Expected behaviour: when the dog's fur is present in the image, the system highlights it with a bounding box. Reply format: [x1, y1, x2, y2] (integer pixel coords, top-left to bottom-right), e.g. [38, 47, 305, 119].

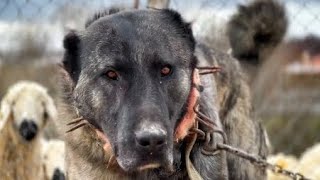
[0, 81, 57, 180]
[57, 1, 285, 179]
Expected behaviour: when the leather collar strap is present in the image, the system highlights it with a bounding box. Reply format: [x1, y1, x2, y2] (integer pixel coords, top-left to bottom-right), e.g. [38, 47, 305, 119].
[174, 69, 203, 180]
[174, 69, 201, 142]
[185, 120, 203, 180]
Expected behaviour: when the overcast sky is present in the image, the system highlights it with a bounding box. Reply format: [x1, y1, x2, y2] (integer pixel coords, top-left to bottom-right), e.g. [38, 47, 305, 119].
[0, 0, 319, 37]
[171, 0, 320, 38]
[0, 0, 319, 53]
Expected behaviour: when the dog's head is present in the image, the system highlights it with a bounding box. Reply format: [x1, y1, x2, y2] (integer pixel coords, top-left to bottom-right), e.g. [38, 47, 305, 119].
[62, 9, 197, 172]
[0, 81, 57, 142]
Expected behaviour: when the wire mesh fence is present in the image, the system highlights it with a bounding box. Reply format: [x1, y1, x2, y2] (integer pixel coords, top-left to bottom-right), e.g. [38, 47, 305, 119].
[0, 0, 319, 156]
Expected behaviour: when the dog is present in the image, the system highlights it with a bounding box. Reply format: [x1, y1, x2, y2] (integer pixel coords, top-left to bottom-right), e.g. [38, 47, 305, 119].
[0, 81, 57, 180]
[58, 1, 286, 179]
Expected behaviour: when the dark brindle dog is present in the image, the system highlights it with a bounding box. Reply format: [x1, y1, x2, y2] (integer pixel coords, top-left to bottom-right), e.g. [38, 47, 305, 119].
[58, 1, 286, 179]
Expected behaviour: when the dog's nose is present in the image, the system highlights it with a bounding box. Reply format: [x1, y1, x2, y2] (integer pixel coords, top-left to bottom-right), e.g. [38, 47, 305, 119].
[19, 119, 38, 141]
[135, 126, 167, 151]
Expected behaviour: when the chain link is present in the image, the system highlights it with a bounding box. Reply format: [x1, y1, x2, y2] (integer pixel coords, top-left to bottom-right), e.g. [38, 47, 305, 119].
[216, 143, 311, 180]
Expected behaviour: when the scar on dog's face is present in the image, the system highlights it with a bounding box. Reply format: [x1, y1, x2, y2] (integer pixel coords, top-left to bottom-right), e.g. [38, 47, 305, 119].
[63, 9, 196, 172]
[1, 82, 57, 142]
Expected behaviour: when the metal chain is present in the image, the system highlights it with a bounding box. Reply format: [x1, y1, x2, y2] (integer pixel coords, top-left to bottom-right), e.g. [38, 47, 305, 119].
[190, 102, 311, 180]
[191, 119, 312, 180]
[193, 67, 312, 180]
[216, 143, 311, 180]
[191, 122, 312, 180]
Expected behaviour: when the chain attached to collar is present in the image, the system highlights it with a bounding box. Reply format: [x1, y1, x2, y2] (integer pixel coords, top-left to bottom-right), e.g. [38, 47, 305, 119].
[189, 111, 311, 180]
[187, 67, 312, 180]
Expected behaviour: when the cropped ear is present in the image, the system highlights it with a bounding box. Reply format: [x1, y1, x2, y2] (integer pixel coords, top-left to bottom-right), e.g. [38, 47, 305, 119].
[0, 95, 13, 131]
[62, 30, 81, 82]
[41, 91, 57, 125]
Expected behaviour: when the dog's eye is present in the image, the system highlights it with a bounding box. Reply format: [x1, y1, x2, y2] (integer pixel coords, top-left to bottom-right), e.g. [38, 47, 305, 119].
[160, 65, 172, 77]
[106, 70, 119, 80]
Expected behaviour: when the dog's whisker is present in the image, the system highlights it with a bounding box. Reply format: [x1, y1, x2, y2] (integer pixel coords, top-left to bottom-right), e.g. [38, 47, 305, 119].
[66, 123, 88, 133]
[67, 116, 85, 126]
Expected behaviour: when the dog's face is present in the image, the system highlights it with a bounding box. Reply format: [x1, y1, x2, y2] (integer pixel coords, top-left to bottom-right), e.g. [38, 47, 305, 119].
[1, 82, 57, 142]
[63, 9, 196, 172]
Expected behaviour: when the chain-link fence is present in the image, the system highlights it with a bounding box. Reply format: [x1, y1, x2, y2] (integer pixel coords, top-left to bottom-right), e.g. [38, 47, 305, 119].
[0, 0, 319, 59]
[0, 0, 319, 156]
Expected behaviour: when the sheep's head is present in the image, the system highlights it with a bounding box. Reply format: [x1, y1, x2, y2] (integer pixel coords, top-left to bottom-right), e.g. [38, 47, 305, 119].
[0, 81, 57, 142]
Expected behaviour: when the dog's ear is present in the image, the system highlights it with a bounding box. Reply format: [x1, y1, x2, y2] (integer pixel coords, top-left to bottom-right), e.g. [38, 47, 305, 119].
[41, 91, 57, 125]
[62, 30, 81, 83]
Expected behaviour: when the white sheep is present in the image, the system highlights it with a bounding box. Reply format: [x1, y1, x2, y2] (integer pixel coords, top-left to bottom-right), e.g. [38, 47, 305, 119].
[42, 139, 65, 180]
[267, 143, 320, 180]
[296, 144, 320, 180]
[267, 153, 298, 180]
[0, 81, 57, 180]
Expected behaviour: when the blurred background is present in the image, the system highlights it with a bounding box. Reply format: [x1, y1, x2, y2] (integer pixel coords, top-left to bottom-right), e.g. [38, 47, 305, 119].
[0, 0, 319, 156]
